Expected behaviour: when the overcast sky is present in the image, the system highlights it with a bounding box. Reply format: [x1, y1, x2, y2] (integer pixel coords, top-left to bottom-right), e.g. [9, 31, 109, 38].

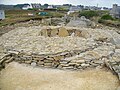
[0, 0, 120, 7]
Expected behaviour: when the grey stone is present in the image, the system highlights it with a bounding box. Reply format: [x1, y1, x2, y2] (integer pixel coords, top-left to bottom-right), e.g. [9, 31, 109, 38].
[76, 60, 85, 64]
[44, 63, 52, 66]
[44, 59, 53, 63]
[60, 61, 68, 64]
[5, 57, 14, 63]
[66, 16, 94, 28]
[110, 37, 120, 49]
[38, 61, 44, 65]
[68, 62, 77, 66]
[57, 65, 63, 69]
[60, 64, 69, 67]
[62, 66, 74, 69]
[31, 62, 37, 67]
[94, 60, 104, 64]
[81, 63, 90, 67]
[8, 51, 19, 54]
[118, 73, 120, 80]
[25, 60, 31, 64]
[90, 62, 99, 67]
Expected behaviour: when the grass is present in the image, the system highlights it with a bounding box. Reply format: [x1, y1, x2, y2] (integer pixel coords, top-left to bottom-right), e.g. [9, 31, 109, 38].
[0, 10, 65, 27]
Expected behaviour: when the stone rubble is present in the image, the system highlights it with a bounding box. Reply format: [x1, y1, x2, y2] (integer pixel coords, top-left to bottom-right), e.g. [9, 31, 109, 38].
[66, 16, 95, 28]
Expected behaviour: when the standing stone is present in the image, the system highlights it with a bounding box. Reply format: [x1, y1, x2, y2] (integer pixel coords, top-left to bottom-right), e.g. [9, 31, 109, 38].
[47, 29, 51, 37]
[40, 29, 48, 37]
[51, 28, 59, 37]
[75, 30, 81, 37]
[81, 30, 90, 38]
[58, 27, 69, 37]
[54, 55, 64, 61]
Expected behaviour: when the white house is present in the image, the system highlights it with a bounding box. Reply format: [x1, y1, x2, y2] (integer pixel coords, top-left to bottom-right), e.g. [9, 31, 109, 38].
[48, 5, 54, 9]
[67, 6, 82, 15]
[0, 10, 5, 20]
[22, 4, 32, 10]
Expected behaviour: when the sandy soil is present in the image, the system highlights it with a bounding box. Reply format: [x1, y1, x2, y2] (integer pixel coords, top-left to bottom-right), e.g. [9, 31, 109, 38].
[0, 62, 119, 90]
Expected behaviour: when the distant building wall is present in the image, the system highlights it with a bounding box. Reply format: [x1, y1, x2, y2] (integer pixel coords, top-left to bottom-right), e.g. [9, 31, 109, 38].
[22, 4, 32, 10]
[69, 6, 82, 12]
[0, 10, 5, 20]
[31, 3, 41, 9]
[110, 4, 120, 18]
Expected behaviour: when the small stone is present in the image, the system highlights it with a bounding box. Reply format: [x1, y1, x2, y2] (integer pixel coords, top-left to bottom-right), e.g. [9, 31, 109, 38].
[57, 65, 63, 69]
[81, 63, 90, 67]
[94, 60, 104, 64]
[65, 53, 72, 57]
[96, 66, 103, 69]
[38, 61, 44, 65]
[60, 64, 69, 67]
[90, 62, 98, 67]
[32, 55, 45, 60]
[25, 60, 31, 64]
[0, 58, 6, 64]
[31, 62, 37, 67]
[68, 62, 77, 66]
[54, 56, 63, 61]
[62, 66, 74, 69]
[8, 51, 19, 54]
[76, 60, 85, 64]
[60, 60, 68, 64]
[118, 73, 120, 80]
[75, 30, 81, 37]
[44, 59, 53, 63]
[77, 66, 83, 69]
[44, 63, 52, 66]
[5, 57, 14, 63]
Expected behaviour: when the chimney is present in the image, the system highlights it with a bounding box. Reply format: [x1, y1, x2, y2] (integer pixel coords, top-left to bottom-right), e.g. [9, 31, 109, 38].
[113, 4, 117, 9]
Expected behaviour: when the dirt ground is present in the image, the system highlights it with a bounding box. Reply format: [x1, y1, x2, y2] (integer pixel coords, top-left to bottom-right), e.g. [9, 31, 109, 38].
[0, 62, 119, 90]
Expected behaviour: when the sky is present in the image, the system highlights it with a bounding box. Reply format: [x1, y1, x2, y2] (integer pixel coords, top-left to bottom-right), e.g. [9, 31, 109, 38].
[0, 0, 120, 7]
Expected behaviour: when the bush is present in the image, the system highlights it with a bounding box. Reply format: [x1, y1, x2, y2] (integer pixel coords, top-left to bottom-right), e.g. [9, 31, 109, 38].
[79, 10, 98, 19]
[101, 14, 114, 20]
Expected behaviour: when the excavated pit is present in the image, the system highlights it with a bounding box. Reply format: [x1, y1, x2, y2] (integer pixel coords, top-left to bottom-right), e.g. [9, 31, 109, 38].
[0, 26, 120, 90]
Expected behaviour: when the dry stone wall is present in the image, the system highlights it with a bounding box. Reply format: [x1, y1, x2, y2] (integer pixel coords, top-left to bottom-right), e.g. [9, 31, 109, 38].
[0, 26, 120, 80]
[0, 44, 119, 79]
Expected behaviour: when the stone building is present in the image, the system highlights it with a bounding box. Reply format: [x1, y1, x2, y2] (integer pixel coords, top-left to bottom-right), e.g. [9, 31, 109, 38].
[110, 4, 120, 18]
[22, 4, 32, 10]
[31, 3, 41, 9]
[0, 10, 5, 20]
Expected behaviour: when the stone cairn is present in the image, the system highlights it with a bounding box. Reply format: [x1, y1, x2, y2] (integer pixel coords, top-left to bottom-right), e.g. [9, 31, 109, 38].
[0, 27, 120, 81]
